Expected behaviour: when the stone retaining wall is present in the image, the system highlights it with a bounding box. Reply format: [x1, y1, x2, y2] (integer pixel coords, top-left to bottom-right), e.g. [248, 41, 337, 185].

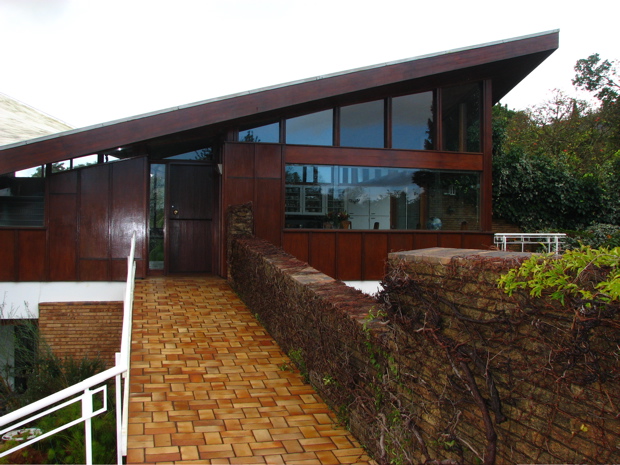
[228, 229, 620, 464]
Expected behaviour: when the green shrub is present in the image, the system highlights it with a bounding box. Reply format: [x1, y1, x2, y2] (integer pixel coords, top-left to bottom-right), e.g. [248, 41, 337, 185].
[498, 245, 620, 304]
[562, 223, 620, 250]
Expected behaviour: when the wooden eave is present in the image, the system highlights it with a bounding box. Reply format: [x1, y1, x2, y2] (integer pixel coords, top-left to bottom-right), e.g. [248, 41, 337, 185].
[0, 30, 558, 175]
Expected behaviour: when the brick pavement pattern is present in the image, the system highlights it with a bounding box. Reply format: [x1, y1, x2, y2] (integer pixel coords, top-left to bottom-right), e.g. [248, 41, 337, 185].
[127, 276, 374, 465]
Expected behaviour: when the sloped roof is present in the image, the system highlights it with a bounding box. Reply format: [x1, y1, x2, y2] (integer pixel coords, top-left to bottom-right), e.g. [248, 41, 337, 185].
[0, 93, 72, 147]
[0, 30, 559, 175]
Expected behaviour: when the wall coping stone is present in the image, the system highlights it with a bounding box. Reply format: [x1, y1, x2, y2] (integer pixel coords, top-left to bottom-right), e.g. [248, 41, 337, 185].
[389, 247, 532, 265]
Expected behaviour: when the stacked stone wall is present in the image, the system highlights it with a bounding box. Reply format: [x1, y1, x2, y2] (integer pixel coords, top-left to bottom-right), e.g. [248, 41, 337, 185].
[228, 230, 620, 464]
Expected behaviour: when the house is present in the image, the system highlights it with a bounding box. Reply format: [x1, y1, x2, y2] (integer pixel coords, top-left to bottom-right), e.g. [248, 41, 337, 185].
[0, 31, 559, 289]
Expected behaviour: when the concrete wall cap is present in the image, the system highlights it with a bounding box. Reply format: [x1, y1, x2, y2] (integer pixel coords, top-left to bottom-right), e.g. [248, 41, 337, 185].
[389, 247, 532, 265]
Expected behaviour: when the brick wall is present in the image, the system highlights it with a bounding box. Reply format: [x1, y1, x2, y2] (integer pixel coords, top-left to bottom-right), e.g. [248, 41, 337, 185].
[38, 301, 123, 368]
[491, 218, 521, 233]
[228, 232, 620, 464]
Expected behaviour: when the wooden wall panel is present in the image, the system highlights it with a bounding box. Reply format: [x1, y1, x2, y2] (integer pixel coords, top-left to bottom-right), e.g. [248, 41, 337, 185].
[110, 158, 147, 260]
[285, 145, 484, 171]
[363, 233, 389, 280]
[226, 143, 254, 177]
[281, 231, 494, 282]
[255, 144, 282, 178]
[414, 233, 439, 249]
[0, 230, 16, 281]
[337, 233, 363, 280]
[48, 194, 78, 281]
[309, 233, 337, 278]
[111, 258, 146, 281]
[79, 165, 110, 259]
[18, 230, 46, 281]
[388, 234, 414, 253]
[48, 170, 77, 194]
[282, 232, 309, 263]
[255, 179, 282, 247]
[79, 259, 109, 281]
[439, 233, 463, 249]
[462, 233, 493, 250]
[225, 178, 254, 208]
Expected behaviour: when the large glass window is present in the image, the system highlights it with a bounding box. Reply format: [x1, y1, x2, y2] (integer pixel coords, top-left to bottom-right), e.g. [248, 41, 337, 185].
[239, 122, 280, 143]
[442, 83, 481, 152]
[286, 110, 333, 146]
[392, 92, 434, 150]
[0, 170, 45, 227]
[340, 100, 384, 148]
[285, 164, 479, 230]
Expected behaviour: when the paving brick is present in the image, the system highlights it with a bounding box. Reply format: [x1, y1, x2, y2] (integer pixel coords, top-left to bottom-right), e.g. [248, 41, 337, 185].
[127, 276, 373, 464]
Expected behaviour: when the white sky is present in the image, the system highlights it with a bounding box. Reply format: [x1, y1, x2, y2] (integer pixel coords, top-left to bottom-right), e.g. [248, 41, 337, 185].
[1, 0, 618, 129]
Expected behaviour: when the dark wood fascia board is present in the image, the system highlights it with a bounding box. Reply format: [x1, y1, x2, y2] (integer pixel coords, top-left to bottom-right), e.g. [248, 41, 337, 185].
[0, 31, 558, 175]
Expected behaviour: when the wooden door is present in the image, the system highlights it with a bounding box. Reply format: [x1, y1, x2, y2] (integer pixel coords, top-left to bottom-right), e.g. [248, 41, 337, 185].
[168, 164, 214, 273]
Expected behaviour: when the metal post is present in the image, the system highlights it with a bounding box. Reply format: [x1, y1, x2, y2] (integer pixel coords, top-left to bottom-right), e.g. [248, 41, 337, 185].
[115, 353, 123, 465]
[82, 389, 93, 465]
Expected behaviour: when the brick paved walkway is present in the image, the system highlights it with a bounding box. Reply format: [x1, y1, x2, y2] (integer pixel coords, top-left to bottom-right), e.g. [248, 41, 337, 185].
[126, 276, 374, 464]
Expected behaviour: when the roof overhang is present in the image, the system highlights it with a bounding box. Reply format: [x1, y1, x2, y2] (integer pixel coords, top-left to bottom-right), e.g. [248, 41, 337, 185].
[0, 30, 558, 175]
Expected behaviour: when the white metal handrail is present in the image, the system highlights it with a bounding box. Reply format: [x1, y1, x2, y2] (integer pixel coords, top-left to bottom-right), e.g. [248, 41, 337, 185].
[494, 232, 566, 253]
[0, 233, 136, 465]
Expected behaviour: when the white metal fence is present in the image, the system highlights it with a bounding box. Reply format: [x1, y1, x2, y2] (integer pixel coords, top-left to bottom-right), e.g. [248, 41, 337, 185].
[494, 232, 566, 253]
[0, 233, 136, 465]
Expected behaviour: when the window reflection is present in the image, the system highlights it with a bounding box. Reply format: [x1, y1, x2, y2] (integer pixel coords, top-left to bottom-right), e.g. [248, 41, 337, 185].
[73, 154, 98, 168]
[0, 172, 45, 227]
[340, 100, 384, 148]
[392, 92, 434, 150]
[285, 164, 479, 230]
[149, 164, 166, 270]
[442, 83, 481, 152]
[166, 147, 215, 161]
[239, 122, 280, 143]
[286, 110, 333, 146]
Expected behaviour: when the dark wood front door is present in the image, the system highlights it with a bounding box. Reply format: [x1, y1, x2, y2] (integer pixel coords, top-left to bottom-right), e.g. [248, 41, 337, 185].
[168, 164, 214, 273]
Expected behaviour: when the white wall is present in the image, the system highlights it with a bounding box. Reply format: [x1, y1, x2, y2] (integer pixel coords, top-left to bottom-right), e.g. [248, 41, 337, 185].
[345, 281, 382, 296]
[0, 282, 126, 319]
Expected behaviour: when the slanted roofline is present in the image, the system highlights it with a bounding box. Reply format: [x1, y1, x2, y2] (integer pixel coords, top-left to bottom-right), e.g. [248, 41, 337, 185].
[0, 30, 559, 175]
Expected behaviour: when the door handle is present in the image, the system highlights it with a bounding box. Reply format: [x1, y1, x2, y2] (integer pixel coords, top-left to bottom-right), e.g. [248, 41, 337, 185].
[172, 206, 179, 216]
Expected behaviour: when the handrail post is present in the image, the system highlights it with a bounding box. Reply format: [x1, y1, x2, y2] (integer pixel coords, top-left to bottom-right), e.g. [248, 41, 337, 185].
[83, 389, 93, 465]
[115, 353, 123, 464]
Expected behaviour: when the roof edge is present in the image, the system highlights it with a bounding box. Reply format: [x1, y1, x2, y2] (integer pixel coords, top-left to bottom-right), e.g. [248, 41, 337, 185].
[0, 30, 559, 154]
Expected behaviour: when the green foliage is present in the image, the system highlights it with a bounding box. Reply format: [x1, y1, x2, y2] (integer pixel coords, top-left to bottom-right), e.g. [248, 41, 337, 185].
[498, 246, 620, 304]
[2, 322, 107, 410]
[492, 145, 604, 230]
[492, 54, 620, 231]
[287, 348, 308, 382]
[562, 223, 620, 250]
[573, 53, 619, 104]
[0, 322, 115, 464]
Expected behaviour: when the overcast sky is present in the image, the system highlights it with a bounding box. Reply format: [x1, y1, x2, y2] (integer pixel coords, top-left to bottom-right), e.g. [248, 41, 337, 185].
[1, 0, 618, 129]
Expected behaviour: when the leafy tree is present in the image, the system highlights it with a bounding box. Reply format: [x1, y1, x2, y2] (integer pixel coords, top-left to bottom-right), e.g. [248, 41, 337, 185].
[492, 54, 620, 231]
[573, 53, 620, 156]
[573, 53, 619, 104]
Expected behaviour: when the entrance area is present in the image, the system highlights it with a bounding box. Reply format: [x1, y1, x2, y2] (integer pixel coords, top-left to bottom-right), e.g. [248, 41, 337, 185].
[149, 162, 216, 274]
